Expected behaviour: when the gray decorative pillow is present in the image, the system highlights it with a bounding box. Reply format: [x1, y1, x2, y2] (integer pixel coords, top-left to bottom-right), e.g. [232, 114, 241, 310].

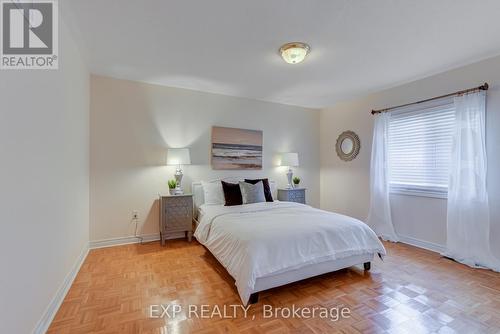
[239, 181, 266, 204]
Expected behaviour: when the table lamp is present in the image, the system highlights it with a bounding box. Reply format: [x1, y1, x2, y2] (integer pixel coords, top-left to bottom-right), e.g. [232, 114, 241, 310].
[280, 152, 299, 189]
[166, 148, 191, 195]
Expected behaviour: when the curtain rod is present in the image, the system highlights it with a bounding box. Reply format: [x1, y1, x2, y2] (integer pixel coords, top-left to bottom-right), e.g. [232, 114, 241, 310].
[371, 83, 489, 115]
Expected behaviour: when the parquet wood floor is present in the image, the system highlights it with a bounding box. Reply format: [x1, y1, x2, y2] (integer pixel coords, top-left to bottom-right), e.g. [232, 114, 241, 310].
[48, 240, 500, 334]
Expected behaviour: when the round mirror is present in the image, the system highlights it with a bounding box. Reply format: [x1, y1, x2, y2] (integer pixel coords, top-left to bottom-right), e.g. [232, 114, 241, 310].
[336, 131, 360, 161]
[341, 138, 354, 154]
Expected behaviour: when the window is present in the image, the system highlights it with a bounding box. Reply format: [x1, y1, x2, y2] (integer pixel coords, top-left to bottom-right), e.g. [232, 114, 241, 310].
[388, 99, 455, 198]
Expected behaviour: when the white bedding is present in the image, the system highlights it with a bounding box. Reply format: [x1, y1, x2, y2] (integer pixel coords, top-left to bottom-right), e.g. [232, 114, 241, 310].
[194, 201, 386, 305]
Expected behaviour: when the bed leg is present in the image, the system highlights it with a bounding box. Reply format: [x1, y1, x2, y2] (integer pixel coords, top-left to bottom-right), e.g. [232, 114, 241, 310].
[363, 262, 371, 271]
[249, 292, 259, 304]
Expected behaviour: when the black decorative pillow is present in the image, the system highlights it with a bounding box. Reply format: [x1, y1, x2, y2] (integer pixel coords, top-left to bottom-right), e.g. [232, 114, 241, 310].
[221, 181, 243, 206]
[244, 178, 273, 202]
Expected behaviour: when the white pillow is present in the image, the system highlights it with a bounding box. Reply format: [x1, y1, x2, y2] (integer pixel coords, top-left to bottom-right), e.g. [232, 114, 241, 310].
[201, 181, 224, 205]
[239, 181, 266, 204]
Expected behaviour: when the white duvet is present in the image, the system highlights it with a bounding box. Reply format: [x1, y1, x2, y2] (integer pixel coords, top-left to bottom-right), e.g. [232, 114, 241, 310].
[194, 201, 386, 305]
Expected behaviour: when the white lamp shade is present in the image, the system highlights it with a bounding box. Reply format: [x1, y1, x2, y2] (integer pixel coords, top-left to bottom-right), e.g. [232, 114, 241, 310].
[166, 148, 191, 165]
[280, 152, 299, 167]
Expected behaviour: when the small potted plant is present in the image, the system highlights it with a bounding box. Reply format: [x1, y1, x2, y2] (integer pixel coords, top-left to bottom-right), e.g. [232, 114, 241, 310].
[292, 176, 301, 188]
[168, 179, 177, 195]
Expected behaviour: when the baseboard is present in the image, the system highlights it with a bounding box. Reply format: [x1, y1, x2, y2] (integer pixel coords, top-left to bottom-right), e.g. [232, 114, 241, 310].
[398, 234, 445, 254]
[33, 244, 89, 334]
[89, 232, 185, 249]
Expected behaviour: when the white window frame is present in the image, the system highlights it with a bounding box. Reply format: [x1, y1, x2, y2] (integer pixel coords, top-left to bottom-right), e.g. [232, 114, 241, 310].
[387, 98, 455, 199]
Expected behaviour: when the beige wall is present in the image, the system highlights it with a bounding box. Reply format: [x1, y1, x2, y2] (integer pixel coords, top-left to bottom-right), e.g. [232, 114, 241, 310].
[320, 55, 500, 256]
[90, 75, 320, 242]
[0, 17, 89, 334]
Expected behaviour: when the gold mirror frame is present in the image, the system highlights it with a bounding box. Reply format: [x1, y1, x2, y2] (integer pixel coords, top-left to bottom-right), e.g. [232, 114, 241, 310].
[335, 131, 360, 161]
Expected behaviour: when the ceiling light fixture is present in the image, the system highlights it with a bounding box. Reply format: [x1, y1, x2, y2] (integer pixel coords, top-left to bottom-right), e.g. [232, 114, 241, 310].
[279, 42, 310, 64]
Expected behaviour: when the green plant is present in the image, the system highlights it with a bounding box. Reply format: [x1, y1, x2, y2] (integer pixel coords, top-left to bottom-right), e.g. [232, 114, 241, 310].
[292, 176, 301, 185]
[168, 179, 177, 189]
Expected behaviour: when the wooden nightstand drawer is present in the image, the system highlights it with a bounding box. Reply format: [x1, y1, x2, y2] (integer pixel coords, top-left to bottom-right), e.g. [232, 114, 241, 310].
[289, 191, 304, 200]
[159, 194, 193, 246]
[277, 188, 306, 204]
[163, 196, 192, 208]
[164, 210, 190, 231]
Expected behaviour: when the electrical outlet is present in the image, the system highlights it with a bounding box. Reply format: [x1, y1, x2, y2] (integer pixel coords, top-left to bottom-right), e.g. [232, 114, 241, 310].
[132, 211, 139, 220]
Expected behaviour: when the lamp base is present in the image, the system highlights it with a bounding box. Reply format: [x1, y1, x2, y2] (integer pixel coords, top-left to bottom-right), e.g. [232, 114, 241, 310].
[286, 168, 294, 189]
[174, 168, 184, 195]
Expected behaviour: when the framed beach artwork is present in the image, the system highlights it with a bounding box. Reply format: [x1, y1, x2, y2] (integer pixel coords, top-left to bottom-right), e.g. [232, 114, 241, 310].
[211, 126, 263, 170]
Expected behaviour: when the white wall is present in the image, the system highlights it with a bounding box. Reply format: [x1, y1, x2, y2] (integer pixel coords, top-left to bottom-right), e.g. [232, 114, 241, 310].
[0, 15, 89, 334]
[320, 55, 500, 256]
[90, 75, 320, 242]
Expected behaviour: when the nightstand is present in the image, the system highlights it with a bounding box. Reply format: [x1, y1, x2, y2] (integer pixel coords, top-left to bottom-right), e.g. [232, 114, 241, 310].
[159, 194, 193, 246]
[277, 188, 306, 204]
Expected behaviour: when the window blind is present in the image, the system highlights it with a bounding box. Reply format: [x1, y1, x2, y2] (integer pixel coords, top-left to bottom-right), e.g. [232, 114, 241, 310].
[388, 100, 455, 197]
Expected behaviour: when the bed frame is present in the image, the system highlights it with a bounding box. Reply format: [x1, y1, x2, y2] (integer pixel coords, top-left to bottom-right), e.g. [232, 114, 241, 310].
[192, 179, 373, 304]
[248, 256, 372, 303]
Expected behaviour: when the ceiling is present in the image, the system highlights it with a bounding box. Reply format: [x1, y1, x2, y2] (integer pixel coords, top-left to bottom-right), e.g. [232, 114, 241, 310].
[66, 0, 500, 108]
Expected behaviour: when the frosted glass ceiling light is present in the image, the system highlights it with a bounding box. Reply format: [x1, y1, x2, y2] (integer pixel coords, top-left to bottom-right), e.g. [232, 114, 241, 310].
[279, 42, 310, 64]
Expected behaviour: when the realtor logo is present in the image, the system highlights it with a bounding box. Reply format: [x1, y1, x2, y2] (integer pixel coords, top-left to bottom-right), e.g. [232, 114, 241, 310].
[1, 0, 58, 69]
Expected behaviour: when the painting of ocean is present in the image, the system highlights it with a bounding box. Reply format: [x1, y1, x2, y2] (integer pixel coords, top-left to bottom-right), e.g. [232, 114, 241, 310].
[211, 126, 263, 170]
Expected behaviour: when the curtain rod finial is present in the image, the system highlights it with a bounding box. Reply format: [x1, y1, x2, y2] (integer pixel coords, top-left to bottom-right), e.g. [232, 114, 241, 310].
[483, 83, 489, 90]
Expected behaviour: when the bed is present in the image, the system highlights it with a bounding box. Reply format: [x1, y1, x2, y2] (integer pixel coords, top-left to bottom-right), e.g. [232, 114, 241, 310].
[192, 179, 386, 305]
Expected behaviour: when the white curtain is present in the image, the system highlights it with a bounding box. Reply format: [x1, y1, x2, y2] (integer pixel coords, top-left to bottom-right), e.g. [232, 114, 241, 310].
[367, 113, 398, 242]
[444, 91, 500, 271]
